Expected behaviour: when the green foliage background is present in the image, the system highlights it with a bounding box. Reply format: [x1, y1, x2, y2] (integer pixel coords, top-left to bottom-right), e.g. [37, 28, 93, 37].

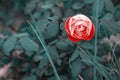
[0, 0, 120, 80]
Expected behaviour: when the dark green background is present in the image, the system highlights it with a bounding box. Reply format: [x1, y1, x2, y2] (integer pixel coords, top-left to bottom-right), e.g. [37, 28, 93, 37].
[0, 0, 120, 80]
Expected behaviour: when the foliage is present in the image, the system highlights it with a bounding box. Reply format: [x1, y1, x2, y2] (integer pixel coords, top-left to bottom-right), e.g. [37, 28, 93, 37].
[0, 0, 120, 80]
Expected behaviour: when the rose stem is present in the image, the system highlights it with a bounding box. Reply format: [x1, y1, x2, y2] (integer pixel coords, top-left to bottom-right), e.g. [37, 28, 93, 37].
[94, 0, 99, 80]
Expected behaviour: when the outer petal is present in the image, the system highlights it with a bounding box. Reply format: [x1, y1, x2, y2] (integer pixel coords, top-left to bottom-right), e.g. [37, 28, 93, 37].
[84, 23, 95, 40]
[67, 34, 81, 42]
[74, 14, 91, 22]
[64, 17, 71, 34]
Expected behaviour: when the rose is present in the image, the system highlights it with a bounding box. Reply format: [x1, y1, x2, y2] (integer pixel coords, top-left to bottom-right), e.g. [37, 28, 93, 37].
[64, 14, 95, 42]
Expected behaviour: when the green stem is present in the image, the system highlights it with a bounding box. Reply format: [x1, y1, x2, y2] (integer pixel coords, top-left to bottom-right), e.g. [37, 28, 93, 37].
[94, 0, 99, 80]
[27, 20, 61, 80]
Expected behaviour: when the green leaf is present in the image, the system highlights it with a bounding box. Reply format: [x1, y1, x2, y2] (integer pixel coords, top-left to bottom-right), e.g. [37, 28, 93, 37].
[14, 33, 29, 38]
[41, 3, 53, 9]
[81, 67, 94, 80]
[48, 45, 59, 60]
[37, 19, 49, 33]
[69, 49, 79, 62]
[2, 36, 17, 55]
[25, 51, 34, 56]
[81, 42, 94, 50]
[60, 23, 64, 30]
[93, 0, 104, 15]
[22, 75, 37, 80]
[23, 64, 34, 72]
[48, 75, 69, 80]
[102, 13, 113, 21]
[104, 0, 115, 13]
[114, 5, 120, 20]
[79, 49, 92, 66]
[33, 55, 42, 62]
[72, 2, 85, 9]
[48, 76, 56, 80]
[25, 1, 36, 13]
[43, 21, 59, 39]
[48, 16, 59, 21]
[100, 23, 112, 38]
[19, 37, 39, 51]
[39, 54, 48, 69]
[71, 58, 82, 77]
[84, 0, 94, 4]
[1, 57, 10, 64]
[0, 38, 3, 48]
[56, 38, 74, 51]
[56, 59, 62, 66]
[51, 7, 62, 18]
[14, 41, 23, 50]
[109, 21, 120, 34]
[33, 12, 40, 19]
[55, 40, 68, 51]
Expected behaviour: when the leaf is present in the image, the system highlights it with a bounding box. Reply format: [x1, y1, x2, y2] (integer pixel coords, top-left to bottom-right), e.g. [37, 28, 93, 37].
[104, 0, 115, 13]
[69, 49, 79, 62]
[71, 58, 82, 77]
[2, 36, 17, 55]
[39, 54, 48, 69]
[72, 2, 85, 9]
[19, 37, 39, 51]
[100, 23, 112, 38]
[51, 7, 62, 18]
[25, 51, 34, 56]
[109, 21, 120, 34]
[81, 67, 94, 80]
[25, 1, 36, 13]
[84, 0, 94, 4]
[23, 64, 34, 72]
[102, 20, 120, 36]
[102, 13, 113, 21]
[14, 33, 29, 38]
[0, 38, 3, 48]
[48, 16, 59, 21]
[81, 42, 94, 50]
[55, 40, 68, 51]
[114, 5, 120, 20]
[33, 12, 40, 19]
[93, 0, 104, 16]
[48, 76, 56, 80]
[14, 41, 23, 50]
[48, 45, 59, 60]
[43, 21, 59, 39]
[22, 75, 37, 80]
[41, 3, 53, 9]
[33, 55, 42, 62]
[55, 38, 74, 51]
[37, 19, 49, 33]
[56, 59, 62, 66]
[79, 49, 92, 66]
[60, 23, 64, 30]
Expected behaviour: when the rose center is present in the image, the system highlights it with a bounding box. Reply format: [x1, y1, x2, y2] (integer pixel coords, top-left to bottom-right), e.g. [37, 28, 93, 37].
[77, 25, 85, 31]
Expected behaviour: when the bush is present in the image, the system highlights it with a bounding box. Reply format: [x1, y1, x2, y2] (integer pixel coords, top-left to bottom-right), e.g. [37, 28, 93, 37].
[0, 0, 120, 80]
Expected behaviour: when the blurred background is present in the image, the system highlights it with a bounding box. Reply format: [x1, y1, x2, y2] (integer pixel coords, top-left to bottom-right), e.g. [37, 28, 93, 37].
[0, 0, 120, 80]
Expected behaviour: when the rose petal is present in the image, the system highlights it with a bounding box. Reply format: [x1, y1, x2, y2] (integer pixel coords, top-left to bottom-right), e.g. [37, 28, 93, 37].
[69, 18, 76, 36]
[73, 30, 82, 39]
[65, 17, 71, 34]
[86, 21, 92, 35]
[67, 34, 81, 42]
[74, 21, 86, 27]
[75, 14, 91, 22]
[84, 23, 95, 40]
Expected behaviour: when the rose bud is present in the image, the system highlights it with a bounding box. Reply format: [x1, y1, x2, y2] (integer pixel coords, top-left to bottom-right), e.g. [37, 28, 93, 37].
[64, 14, 95, 42]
